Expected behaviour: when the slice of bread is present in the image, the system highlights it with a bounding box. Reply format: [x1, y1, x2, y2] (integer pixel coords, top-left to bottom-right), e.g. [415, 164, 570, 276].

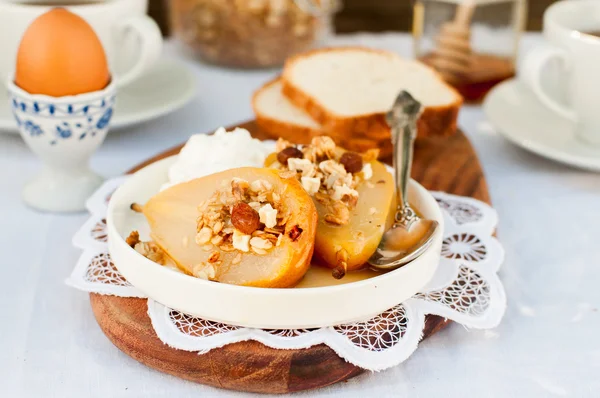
[252, 78, 324, 145]
[281, 47, 463, 138]
[252, 78, 394, 157]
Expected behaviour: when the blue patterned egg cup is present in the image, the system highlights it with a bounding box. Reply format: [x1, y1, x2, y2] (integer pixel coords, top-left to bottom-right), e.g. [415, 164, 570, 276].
[7, 79, 117, 212]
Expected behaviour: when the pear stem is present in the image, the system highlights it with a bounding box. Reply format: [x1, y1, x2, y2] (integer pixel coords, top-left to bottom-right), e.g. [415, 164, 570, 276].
[130, 203, 143, 213]
[332, 249, 349, 279]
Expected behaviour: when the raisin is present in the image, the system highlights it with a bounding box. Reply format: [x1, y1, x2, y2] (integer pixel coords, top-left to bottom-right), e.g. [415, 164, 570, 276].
[339, 152, 363, 174]
[231, 202, 260, 235]
[277, 146, 303, 165]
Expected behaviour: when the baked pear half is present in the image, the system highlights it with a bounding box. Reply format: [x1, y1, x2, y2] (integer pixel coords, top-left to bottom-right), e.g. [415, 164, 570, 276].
[266, 137, 394, 277]
[131, 167, 317, 288]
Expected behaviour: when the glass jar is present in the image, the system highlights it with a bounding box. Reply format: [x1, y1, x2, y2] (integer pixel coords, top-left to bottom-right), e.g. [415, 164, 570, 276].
[168, 0, 340, 68]
[413, 0, 527, 102]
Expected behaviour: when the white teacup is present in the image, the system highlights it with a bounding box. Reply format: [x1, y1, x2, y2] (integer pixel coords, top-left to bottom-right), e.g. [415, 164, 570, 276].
[0, 0, 162, 88]
[520, 0, 600, 146]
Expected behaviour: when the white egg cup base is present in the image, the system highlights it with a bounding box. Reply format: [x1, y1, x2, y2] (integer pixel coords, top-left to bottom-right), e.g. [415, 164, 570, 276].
[7, 78, 117, 213]
[23, 166, 103, 212]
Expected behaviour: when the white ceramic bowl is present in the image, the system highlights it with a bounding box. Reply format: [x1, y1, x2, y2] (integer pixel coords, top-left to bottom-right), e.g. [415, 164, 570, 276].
[107, 156, 444, 329]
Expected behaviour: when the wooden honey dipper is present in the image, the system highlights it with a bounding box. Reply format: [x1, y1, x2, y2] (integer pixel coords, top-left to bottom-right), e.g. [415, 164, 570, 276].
[430, 0, 476, 83]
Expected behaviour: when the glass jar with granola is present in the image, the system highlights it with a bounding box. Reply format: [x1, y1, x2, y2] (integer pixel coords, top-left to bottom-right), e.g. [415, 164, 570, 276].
[168, 0, 340, 68]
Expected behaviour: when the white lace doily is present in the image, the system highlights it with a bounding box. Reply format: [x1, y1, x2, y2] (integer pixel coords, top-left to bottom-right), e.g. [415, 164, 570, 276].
[67, 177, 506, 371]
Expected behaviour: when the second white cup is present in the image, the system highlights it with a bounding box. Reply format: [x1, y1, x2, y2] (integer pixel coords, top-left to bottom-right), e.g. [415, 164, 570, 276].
[520, 0, 600, 146]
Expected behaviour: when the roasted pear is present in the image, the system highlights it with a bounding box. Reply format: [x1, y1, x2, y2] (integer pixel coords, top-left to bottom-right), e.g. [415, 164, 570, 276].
[266, 137, 394, 277]
[132, 167, 317, 288]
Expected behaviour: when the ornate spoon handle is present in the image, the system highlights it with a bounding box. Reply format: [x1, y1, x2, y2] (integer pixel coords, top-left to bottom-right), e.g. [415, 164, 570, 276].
[386, 91, 423, 229]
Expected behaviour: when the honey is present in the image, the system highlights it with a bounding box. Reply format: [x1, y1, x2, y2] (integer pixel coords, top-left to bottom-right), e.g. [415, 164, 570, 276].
[419, 52, 515, 102]
[413, 0, 526, 103]
[295, 264, 385, 288]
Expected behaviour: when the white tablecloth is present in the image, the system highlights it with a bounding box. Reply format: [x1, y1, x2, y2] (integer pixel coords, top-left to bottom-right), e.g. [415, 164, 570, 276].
[2, 33, 599, 397]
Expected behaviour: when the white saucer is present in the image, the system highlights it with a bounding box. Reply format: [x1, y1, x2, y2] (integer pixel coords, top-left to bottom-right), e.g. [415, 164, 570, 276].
[0, 59, 196, 133]
[106, 156, 444, 329]
[484, 78, 600, 171]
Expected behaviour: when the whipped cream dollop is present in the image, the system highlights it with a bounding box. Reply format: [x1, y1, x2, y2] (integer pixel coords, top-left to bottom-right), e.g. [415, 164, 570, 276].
[162, 127, 272, 190]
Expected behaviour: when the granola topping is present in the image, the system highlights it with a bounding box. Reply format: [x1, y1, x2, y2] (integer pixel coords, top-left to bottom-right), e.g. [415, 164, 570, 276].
[195, 177, 288, 256]
[272, 136, 376, 225]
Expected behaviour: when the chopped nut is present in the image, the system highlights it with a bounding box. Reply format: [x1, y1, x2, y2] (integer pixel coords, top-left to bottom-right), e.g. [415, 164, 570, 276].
[232, 229, 251, 252]
[301, 176, 320, 195]
[263, 233, 279, 244]
[258, 203, 278, 228]
[361, 163, 373, 180]
[231, 202, 260, 234]
[250, 179, 272, 193]
[310, 136, 336, 159]
[210, 235, 224, 246]
[220, 243, 236, 252]
[339, 152, 363, 174]
[324, 202, 350, 225]
[250, 236, 273, 250]
[332, 184, 358, 201]
[264, 226, 284, 234]
[134, 241, 166, 265]
[277, 146, 303, 165]
[126, 230, 140, 248]
[212, 220, 224, 234]
[208, 251, 221, 263]
[288, 157, 315, 176]
[195, 227, 213, 245]
[247, 201, 261, 211]
[319, 159, 346, 178]
[288, 225, 303, 241]
[231, 178, 250, 200]
[192, 263, 216, 280]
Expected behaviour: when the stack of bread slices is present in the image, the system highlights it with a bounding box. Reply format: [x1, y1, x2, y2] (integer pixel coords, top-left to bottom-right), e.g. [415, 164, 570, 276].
[252, 47, 463, 158]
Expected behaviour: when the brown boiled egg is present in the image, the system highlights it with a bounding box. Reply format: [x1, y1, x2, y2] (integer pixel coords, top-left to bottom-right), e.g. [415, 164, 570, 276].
[15, 8, 110, 97]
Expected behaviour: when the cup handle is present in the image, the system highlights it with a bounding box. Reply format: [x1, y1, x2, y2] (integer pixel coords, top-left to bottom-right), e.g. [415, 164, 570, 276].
[113, 15, 162, 88]
[520, 45, 577, 121]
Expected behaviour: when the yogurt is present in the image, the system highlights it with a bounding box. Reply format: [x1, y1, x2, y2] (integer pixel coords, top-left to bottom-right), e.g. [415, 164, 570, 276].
[162, 127, 273, 190]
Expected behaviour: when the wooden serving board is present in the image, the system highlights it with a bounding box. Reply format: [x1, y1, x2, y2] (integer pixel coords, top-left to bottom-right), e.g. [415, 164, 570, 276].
[90, 121, 490, 394]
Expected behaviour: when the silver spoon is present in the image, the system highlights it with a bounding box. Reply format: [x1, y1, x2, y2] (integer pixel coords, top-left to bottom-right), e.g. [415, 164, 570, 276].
[368, 91, 439, 271]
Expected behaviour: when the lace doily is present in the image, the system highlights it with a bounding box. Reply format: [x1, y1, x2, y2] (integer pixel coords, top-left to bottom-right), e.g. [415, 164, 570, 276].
[67, 177, 506, 371]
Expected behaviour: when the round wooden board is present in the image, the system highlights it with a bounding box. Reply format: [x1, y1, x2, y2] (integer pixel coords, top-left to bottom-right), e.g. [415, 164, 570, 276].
[91, 121, 491, 394]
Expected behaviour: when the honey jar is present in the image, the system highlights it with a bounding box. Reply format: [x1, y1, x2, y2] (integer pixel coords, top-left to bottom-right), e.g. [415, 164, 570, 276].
[413, 0, 527, 102]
